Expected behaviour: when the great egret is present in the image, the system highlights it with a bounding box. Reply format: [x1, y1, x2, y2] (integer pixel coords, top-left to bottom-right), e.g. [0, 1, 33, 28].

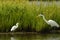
[37, 14, 59, 28]
[11, 23, 19, 31]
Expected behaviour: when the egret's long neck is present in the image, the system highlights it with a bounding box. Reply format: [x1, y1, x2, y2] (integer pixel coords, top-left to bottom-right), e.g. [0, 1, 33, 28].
[42, 16, 48, 24]
[16, 24, 18, 27]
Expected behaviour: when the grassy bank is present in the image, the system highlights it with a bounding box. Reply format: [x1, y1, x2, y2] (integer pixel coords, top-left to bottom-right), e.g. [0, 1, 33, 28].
[0, 1, 60, 32]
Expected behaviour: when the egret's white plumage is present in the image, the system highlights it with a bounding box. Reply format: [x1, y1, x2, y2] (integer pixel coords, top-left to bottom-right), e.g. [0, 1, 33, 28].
[37, 14, 59, 27]
[48, 20, 59, 27]
[11, 23, 19, 31]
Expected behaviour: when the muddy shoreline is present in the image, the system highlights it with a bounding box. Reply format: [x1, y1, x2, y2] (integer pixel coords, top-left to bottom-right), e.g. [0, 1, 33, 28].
[0, 31, 60, 35]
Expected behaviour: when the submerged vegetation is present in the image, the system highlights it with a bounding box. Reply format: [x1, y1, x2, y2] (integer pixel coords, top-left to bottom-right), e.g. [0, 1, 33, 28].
[0, 0, 60, 32]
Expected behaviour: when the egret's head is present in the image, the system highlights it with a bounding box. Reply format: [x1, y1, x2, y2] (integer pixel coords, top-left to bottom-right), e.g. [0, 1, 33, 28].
[16, 23, 19, 25]
[37, 14, 43, 17]
[39, 14, 44, 17]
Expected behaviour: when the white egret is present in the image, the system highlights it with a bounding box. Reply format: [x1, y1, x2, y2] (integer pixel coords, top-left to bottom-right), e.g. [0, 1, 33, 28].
[11, 23, 19, 31]
[37, 14, 59, 28]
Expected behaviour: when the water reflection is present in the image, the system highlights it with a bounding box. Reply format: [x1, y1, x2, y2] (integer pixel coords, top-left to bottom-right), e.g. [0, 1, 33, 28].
[10, 34, 60, 40]
[11, 37, 16, 40]
[0, 34, 60, 40]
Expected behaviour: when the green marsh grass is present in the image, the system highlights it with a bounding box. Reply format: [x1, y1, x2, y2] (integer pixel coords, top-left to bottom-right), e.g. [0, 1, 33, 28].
[0, 1, 60, 32]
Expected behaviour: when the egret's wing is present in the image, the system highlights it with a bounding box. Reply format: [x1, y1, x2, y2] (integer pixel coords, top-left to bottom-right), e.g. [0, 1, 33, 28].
[48, 20, 59, 27]
[11, 26, 16, 31]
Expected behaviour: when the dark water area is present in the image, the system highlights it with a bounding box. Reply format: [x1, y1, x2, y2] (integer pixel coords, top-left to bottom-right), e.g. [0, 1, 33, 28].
[0, 33, 60, 40]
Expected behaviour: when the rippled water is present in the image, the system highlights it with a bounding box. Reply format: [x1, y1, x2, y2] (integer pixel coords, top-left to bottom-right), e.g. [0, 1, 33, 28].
[0, 33, 60, 40]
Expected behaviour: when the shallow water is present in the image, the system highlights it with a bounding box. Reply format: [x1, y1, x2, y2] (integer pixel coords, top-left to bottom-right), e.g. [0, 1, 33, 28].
[0, 33, 60, 40]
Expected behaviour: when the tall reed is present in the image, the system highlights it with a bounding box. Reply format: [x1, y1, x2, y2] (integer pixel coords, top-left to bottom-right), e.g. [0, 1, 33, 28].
[0, 1, 59, 32]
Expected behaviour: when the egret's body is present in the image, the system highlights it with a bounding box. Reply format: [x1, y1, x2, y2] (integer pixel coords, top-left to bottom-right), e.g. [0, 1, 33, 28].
[37, 14, 59, 27]
[48, 20, 59, 27]
[11, 23, 19, 31]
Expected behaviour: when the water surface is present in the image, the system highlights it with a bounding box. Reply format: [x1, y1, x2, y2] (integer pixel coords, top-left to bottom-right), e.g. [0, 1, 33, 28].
[0, 33, 60, 40]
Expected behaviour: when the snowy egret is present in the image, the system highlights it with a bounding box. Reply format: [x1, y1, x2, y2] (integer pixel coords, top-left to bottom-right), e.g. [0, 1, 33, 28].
[11, 23, 19, 31]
